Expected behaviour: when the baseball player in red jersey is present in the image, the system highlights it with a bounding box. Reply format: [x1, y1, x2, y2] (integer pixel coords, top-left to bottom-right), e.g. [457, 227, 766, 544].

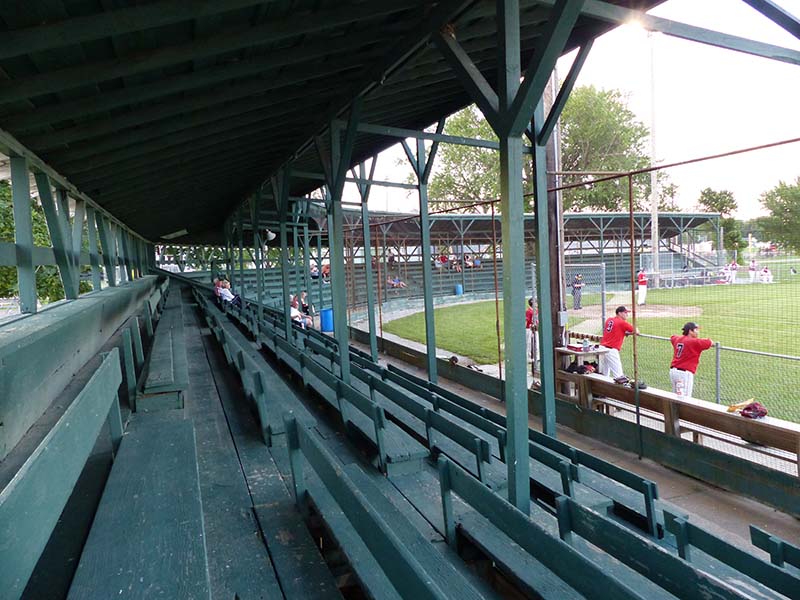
[599, 306, 638, 378]
[637, 269, 648, 305]
[669, 322, 713, 398]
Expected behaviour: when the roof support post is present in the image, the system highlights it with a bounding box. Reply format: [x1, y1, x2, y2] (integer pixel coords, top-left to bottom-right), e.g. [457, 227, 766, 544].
[402, 119, 445, 383]
[35, 173, 79, 299]
[273, 167, 293, 342]
[319, 100, 361, 385]
[496, 0, 530, 513]
[237, 206, 245, 299]
[85, 206, 102, 291]
[10, 156, 36, 313]
[302, 203, 312, 318]
[95, 213, 116, 287]
[251, 192, 264, 317]
[532, 99, 558, 437]
[353, 159, 379, 362]
[293, 206, 302, 297]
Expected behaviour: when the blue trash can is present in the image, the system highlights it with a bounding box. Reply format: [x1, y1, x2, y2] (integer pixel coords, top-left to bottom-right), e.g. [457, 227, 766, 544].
[320, 308, 334, 332]
[454, 283, 464, 296]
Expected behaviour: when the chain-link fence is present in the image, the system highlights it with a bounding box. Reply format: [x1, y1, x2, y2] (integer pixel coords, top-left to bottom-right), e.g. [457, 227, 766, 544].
[619, 333, 800, 422]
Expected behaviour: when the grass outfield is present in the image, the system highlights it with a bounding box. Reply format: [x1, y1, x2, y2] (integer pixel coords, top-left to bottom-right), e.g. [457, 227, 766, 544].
[383, 277, 800, 421]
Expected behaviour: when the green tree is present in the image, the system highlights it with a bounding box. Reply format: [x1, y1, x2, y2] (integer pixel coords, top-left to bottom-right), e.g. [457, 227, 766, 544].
[760, 177, 800, 253]
[560, 86, 657, 211]
[426, 86, 672, 212]
[425, 106, 504, 213]
[1, 181, 81, 305]
[696, 187, 737, 216]
[695, 187, 746, 259]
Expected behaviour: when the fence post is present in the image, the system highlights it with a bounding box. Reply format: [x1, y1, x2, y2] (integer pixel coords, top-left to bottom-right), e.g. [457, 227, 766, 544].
[600, 262, 607, 326]
[715, 341, 721, 404]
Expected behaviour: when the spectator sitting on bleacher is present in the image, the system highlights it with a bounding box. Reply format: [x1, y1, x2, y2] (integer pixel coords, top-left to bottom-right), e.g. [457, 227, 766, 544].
[310, 264, 320, 279]
[300, 290, 313, 321]
[290, 295, 313, 328]
[464, 254, 474, 268]
[388, 276, 407, 289]
[321, 263, 331, 282]
[212, 277, 222, 301]
[219, 280, 242, 308]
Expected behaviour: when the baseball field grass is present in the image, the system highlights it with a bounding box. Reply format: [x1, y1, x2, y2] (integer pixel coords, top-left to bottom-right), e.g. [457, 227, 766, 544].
[382, 275, 800, 421]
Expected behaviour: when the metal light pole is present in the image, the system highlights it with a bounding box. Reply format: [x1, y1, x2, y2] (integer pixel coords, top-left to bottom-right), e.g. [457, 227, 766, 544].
[649, 31, 660, 287]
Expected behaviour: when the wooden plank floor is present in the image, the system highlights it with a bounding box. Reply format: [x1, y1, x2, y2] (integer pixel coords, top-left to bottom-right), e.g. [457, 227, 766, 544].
[182, 290, 284, 599]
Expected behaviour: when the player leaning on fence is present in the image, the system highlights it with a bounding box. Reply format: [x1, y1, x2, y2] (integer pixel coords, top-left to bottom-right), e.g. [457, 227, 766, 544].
[600, 306, 638, 379]
[669, 322, 713, 398]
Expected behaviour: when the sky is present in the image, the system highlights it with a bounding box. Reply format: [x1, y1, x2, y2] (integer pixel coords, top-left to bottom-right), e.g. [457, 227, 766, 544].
[359, 0, 800, 220]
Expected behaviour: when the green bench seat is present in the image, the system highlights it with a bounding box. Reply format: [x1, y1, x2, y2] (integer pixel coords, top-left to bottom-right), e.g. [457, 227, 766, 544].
[68, 416, 209, 599]
[138, 288, 189, 411]
[0, 351, 124, 600]
[284, 418, 465, 600]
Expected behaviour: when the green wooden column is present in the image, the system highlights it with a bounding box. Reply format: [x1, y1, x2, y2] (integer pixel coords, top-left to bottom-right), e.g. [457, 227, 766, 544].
[237, 206, 245, 299]
[325, 103, 361, 385]
[95, 214, 115, 287]
[532, 100, 557, 435]
[402, 125, 444, 383]
[356, 161, 379, 361]
[10, 156, 36, 313]
[273, 168, 293, 341]
[35, 173, 79, 299]
[85, 206, 103, 291]
[496, 6, 529, 509]
[251, 193, 264, 315]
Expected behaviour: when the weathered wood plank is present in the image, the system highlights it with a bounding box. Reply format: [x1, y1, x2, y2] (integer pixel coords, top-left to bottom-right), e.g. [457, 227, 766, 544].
[67, 417, 210, 600]
[0, 350, 122, 599]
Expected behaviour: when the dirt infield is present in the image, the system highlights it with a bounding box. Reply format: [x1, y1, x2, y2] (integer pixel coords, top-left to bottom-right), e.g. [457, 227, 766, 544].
[568, 293, 703, 335]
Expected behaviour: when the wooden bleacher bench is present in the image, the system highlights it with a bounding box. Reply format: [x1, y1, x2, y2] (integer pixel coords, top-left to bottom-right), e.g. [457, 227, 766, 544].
[0, 350, 124, 600]
[300, 353, 428, 475]
[387, 364, 664, 537]
[194, 292, 315, 445]
[555, 498, 771, 600]
[137, 287, 189, 411]
[201, 292, 428, 475]
[664, 511, 800, 599]
[750, 524, 800, 570]
[68, 415, 209, 600]
[438, 457, 648, 600]
[283, 417, 483, 600]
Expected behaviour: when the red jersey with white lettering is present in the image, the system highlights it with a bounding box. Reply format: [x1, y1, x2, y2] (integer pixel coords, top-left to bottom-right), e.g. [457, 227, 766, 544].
[601, 316, 634, 350]
[638, 272, 648, 286]
[670, 335, 713, 373]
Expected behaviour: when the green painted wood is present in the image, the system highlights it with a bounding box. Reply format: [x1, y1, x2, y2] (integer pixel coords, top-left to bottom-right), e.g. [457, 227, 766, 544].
[142, 291, 188, 394]
[183, 298, 285, 598]
[10, 155, 36, 314]
[35, 172, 79, 299]
[121, 328, 137, 411]
[0, 277, 156, 461]
[131, 317, 145, 370]
[0, 350, 122, 599]
[85, 206, 103, 292]
[287, 419, 449, 600]
[95, 213, 117, 287]
[345, 465, 495, 600]
[750, 525, 800, 569]
[67, 417, 210, 600]
[255, 502, 344, 600]
[456, 512, 583, 599]
[439, 458, 646, 600]
[664, 512, 800, 598]
[560, 499, 755, 600]
[0, 2, 422, 106]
